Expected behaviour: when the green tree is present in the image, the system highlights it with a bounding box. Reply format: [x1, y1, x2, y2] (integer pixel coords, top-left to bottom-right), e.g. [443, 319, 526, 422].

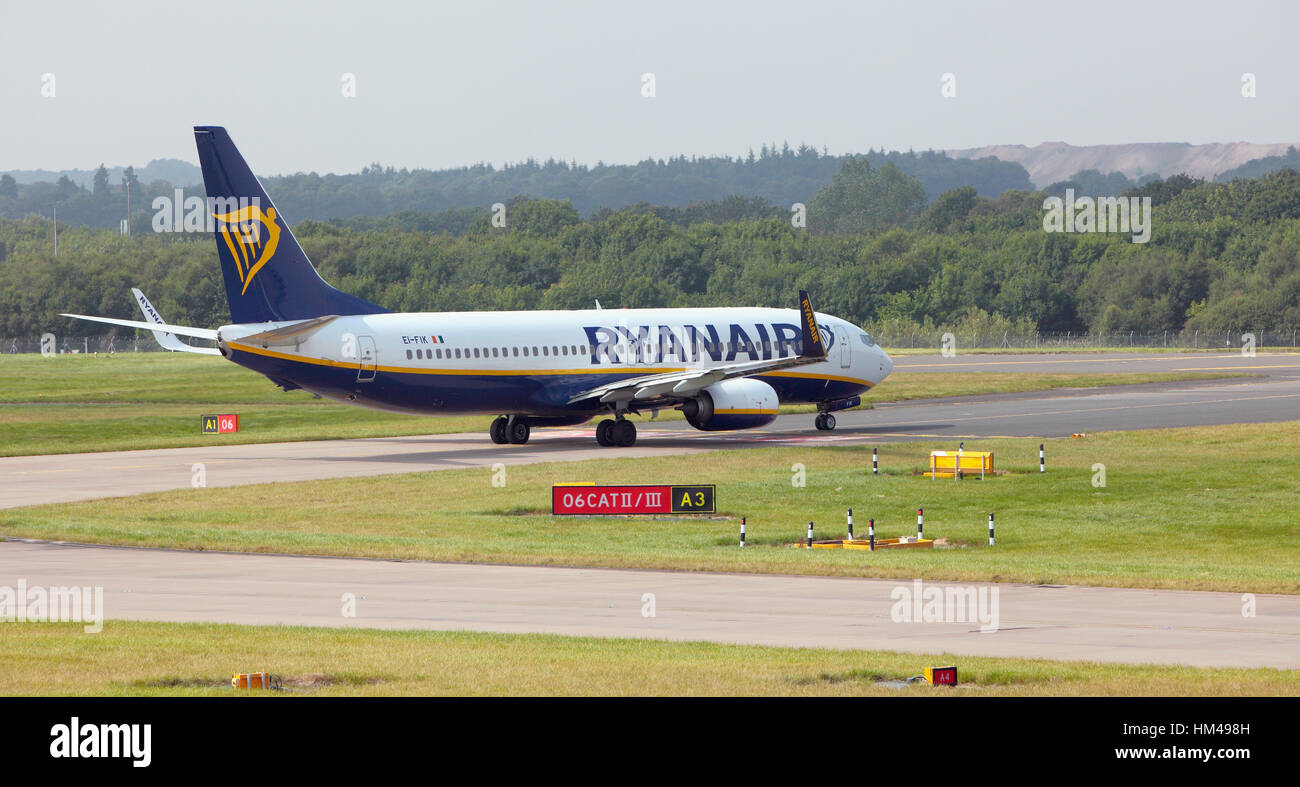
[920, 185, 978, 231]
[808, 158, 926, 235]
[93, 165, 110, 199]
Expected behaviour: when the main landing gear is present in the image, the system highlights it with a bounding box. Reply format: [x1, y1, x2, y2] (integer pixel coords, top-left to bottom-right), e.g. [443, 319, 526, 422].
[595, 416, 636, 447]
[814, 412, 837, 431]
[489, 415, 531, 444]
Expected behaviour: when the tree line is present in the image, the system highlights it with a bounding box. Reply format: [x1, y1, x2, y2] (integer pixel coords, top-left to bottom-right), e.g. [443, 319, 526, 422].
[1, 162, 1298, 338]
[0, 145, 1032, 230]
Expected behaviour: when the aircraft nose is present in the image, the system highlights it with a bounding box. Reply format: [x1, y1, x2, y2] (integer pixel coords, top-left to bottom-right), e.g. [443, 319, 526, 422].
[880, 349, 893, 377]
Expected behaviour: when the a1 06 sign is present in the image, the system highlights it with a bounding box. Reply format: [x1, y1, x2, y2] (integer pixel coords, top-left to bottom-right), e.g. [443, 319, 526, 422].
[552, 484, 716, 515]
[202, 414, 240, 434]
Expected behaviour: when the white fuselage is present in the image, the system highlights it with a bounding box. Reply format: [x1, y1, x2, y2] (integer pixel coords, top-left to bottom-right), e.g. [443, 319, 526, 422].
[219, 306, 893, 417]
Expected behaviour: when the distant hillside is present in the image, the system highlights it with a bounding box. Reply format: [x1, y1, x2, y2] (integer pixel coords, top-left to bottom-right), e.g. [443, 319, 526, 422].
[946, 141, 1300, 187]
[0, 159, 202, 188]
[259, 148, 1030, 220]
[0, 146, 1031, 226]
[1215, 147, 1300, 182]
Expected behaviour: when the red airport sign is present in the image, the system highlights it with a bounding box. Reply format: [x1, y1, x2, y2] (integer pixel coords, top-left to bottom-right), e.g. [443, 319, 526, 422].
[552, 484, 715, 515]
[202, 414, 240, 434]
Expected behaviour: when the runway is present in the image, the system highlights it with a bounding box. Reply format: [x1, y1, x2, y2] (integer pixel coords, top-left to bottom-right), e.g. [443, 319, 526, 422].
[2, 354, 1298, 509]
[891, 350, 1300, 376]
[4, 352, 1297, 670]
[2, 539, 1295, 668]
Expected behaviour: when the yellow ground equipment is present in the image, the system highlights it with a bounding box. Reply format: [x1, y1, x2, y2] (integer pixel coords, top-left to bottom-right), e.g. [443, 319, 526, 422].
[807, 537, 935, 551]
[925, 450, 993, 479]
[231, 672, 278, 690]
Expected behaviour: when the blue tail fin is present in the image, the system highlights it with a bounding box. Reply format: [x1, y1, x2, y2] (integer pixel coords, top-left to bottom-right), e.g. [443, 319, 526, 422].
[193, 126, 387, 324]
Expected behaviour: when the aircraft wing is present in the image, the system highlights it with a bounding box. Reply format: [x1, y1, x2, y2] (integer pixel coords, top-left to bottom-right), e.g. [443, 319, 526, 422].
[568, 290, 829, 405]
[60, 313, 219, 341]
[130, 288, 222, 355]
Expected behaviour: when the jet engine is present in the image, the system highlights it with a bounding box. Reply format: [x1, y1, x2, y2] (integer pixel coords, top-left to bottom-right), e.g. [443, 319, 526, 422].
[680, 378, 779, 431]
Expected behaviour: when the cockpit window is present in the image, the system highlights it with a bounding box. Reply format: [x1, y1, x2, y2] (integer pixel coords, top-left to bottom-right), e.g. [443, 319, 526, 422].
[859, 332, 876, 347]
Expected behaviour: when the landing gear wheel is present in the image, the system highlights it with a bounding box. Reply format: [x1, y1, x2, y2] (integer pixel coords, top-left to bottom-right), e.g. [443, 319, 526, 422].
[613, 419, 637, 447]
[507, 419, 531, 444]
[596, 419, 615, 446]
[490, 416, 508, 444]
[815, 413, 836, 431]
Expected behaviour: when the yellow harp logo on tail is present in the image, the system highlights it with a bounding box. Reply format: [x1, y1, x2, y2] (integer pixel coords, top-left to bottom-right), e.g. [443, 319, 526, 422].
[212, 204, 281, 295]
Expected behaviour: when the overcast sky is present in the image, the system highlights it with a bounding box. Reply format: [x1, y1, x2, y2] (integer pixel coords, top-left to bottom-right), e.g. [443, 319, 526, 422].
[3, 0, 1297, 174]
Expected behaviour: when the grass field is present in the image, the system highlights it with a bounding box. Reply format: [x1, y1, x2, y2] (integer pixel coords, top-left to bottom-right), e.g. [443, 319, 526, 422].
[2, 620, 1294, 696]
[4, 421, 1297, 593]
[0, 353, 1245, 456]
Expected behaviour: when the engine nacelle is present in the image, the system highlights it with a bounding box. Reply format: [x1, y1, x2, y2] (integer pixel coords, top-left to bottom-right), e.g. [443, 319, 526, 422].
[680, 378, 779, 431]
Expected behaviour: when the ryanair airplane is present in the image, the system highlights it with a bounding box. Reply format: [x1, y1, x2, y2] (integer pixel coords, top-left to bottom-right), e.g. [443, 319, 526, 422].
[64, 127, 893, 447]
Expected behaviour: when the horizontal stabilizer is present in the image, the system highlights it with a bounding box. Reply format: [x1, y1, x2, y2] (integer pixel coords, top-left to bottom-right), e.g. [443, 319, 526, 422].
[237, 315, 340, 347]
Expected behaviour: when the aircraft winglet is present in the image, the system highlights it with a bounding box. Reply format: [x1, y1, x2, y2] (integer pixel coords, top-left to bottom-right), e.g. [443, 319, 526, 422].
[131, 288, 221, 354]
[798, 289, 827, 358]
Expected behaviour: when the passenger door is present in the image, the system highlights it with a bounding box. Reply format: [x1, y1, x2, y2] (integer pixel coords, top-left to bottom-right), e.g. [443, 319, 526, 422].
[357, 335, 378, 383]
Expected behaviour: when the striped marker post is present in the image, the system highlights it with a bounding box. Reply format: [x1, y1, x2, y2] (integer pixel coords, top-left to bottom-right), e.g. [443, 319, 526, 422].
[806, 521, 814, 549]
[740, 517, 746, 548]
[1039, 443, 1045, 473]
[988, 512, 995, 546]
[917, 507, 924, 540]
[847, 508, 854, 540]
[872, 448, 878, 475]
[868, 518, 875, 551]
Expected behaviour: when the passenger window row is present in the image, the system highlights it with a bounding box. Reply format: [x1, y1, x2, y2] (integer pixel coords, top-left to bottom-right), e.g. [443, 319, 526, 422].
[400, 341, 799, 362]
[404, 345, 595, 361]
